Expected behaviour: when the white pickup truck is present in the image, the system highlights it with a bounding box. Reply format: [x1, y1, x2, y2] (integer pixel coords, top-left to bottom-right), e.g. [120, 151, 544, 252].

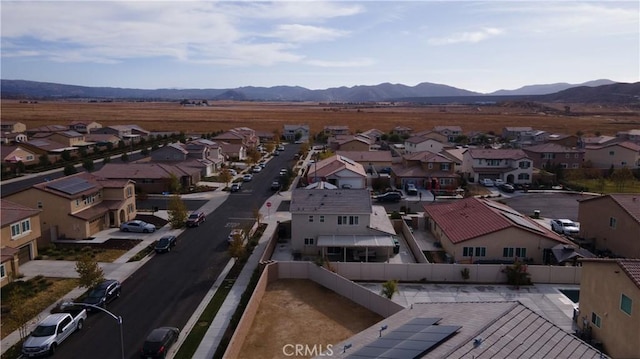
[22, 307, 87, 357]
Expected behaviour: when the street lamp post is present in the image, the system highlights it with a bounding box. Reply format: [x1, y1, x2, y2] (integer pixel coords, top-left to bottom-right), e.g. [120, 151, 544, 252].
[62, 301, 124, 359]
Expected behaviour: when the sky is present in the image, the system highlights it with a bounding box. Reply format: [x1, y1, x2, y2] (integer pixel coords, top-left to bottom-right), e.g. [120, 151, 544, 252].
[1, 1, 639, 93]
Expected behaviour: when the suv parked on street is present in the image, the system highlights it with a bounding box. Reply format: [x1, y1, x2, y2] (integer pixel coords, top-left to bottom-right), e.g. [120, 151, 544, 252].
[140, 327, 180, 358]
[155, 235, 177, 253]
[83, 279, 121, 310]
[186, 211, 206, 227]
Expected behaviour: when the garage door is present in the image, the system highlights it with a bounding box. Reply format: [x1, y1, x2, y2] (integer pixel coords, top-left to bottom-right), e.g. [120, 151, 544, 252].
[89, 217, 104, 235]
[18, 244, 32, 264]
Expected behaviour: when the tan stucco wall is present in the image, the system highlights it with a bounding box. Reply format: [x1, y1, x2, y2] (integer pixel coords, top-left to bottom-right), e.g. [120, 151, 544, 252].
[579, 261, 640, 358]
[579, 198, 640, 258]
[339, 141, 371, 151]
[430, 221, 558, 264]
[1, 213, 42, 254]
[585, 146, 640, 169]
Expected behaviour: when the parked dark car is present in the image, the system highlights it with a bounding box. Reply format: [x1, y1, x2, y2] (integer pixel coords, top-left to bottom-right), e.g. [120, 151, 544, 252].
[140, 327, 180, 358]
[155, 235, 177, 253]
[375, 192, 402, 202]
[186, 211, 206, 227]
[271, 180, 281, 190]
[499, 183, 515, 193]
[83, 280, 121, 310]
[230, 182, 242, 192]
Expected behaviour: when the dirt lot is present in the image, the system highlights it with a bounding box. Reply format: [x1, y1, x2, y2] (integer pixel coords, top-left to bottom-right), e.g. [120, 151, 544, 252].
[2, 100, 639, 136]
[237, 279, 383, 359]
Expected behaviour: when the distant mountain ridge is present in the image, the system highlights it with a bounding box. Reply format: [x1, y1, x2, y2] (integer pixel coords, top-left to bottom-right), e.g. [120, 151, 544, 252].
[1, 78, 635, 103]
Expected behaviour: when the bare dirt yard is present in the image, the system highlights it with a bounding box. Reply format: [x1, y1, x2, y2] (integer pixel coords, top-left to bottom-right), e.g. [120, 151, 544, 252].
[2, 100, 639, 136]
[237, 279, 383, 359]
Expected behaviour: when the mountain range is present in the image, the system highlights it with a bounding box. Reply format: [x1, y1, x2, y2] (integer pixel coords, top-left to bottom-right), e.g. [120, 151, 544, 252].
[1, 79, 638, 104]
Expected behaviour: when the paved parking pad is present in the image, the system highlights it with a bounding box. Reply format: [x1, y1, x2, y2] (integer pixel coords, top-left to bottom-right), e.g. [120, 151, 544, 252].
[500, 192, 597, 221]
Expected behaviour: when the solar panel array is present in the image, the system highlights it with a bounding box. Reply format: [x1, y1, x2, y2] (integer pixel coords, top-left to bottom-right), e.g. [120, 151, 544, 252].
[46, 177, 96, 195]
[347, 318, 460, 359]
[501, 212, 544, 233]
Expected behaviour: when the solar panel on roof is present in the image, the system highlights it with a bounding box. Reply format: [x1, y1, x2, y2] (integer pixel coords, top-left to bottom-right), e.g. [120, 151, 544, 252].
[46, 177, 96, 195]
[484, 200, 522, 216]
[347, 318, 460, 359]
[501, 212, 544, 233]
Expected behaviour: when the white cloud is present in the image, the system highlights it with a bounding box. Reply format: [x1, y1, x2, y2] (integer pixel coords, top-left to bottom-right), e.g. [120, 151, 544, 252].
[269, 24, 349, 43]
[428, 28, 503, 45]
[305, 58, 376, 68]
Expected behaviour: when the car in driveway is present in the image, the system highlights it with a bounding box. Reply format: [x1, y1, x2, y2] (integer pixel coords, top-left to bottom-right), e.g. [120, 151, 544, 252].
[375, 192, 402, 202]
[154, 235, 177, 253]
[481, 178, 494, 187]
[499, 183, 515, 193]
[494, 179, 505, 186]
[120, 220, 156, 233]
[140, 327, 180, 358]
[242, 174, 253, 182]
[551, 219, 580, 236]
[83, 279, 121, 310]
[186, 211, 206, 227]
[406, 183, 418, 196]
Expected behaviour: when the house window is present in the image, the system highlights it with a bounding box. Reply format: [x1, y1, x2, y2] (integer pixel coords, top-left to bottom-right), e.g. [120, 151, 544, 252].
[518, 161, 530, 169]
[21, 220, 31, 232]
[503, 247, 514, 257]
[542, 153, 554, 160]
[565, 153, 570, 158]
[561, 163, 568, 169]
[474, 247, 486, 257]
[609, 217, 617, 229]
[609, 151, 615, 156]
[308, 215, 314, 223]
[574, 153, 580, 158]
[11, 223, 20, 238]
[487, 159, 501, 166]
[462, 247, 473, 257]
[441, 163, 450, 171]
[515, 248, 527, 257]
[439, 178, 453, 186]
[428, 163, 433, 169]
[126, 186, 133, 198]
[320, 215, 325, 223]
[338, 216, 359, 225]
[0, 264, 5, 279]
[572, 163, 579, 169]
[518, 173, 530, 180]
[591, 312, 602, 328]
[76, 199, 81, 206]
[621, 294, 632, 315]
[37, 201, 43, 209]
[349, 216, 359, 225]
[26, 155, 34, 161]
[304, 238, 314, 245]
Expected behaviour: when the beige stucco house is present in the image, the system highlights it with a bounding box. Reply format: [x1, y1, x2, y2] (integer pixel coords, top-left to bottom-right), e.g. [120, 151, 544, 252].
[461, 148, 533, 184]
[6, 172, 137, 241]
[578, 194, 640, 258]
[290, 189, 396, 259]
[404, 136, 445, 154]
[1, 200, 41, 288]
[584, 141, 640, 169]
[0, 121, 27, 134]
[577, 258, 640, 359]
[306, 154, 367, 189]
[423, 197, 573, 264]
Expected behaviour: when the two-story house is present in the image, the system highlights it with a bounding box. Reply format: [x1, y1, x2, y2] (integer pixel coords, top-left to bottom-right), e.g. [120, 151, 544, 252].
[391, 126, 412, 137]
[423, 197, 573, 264]
[214, 127, 259, 148]
[1, 200, 41, 288]
[547, 133, 580, 148]
[283, 124, 310, 142]
[584, 141, 640, 169]
[25, 124, 68, 137]
[501, 127, 532, 141]
[0, 121, 26, 134]
[404, 136, 445, 154]
[577, 258, 640, 359]
[91, 124, 150, 142]
[461, 149, 533, 184]
[433, 125, 463, 143]
[306, 155, 367, 189]
[290, 189, 396, 259]
[69, 120, 102, 134]
[330, 134, 375, 151]
[393, 151, 458, 190]
[578, 194, 640, 258]
[323, 125, 350, 136]
[5, 173, 137, 241]
[522, 143, 585, 170]
[411, 130, 448, 144]
[616, 129, 640, 145]
[93, 162, 202, 194]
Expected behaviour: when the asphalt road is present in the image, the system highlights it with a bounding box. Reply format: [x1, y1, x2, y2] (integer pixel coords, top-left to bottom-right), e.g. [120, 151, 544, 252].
[500, 192, 597, 222]
[50, 144, 300, 359]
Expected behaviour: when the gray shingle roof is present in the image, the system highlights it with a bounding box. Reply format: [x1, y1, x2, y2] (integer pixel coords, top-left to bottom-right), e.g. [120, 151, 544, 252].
[290, 189, 372, 214]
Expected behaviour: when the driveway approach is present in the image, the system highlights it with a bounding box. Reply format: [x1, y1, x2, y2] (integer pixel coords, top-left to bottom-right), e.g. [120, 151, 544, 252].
[500, 191, 597, 222]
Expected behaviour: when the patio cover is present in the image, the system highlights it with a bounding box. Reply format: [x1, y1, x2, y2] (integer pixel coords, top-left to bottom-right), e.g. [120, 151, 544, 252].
[317, 235, 395, 248]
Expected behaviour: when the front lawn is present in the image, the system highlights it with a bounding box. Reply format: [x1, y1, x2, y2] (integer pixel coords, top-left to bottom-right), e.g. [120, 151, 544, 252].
[564, 178, 640, 193]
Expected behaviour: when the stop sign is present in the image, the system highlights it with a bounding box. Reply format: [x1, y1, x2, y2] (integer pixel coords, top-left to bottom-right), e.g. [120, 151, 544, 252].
[266, 201, 272, 208]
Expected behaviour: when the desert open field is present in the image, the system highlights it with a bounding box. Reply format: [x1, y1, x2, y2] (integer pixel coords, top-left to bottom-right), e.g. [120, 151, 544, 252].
[2, 100, 639, 136]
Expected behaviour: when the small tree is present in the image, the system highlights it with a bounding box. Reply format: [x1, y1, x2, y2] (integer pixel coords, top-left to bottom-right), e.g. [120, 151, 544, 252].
[61, 150, 72, 162]
[82, 159, 95, 172]
[381, 280, 399, 299]
[167, 194, 187, 229]
[503, 260, 531, 289]
[228, 234, 247, 261]
[219, 168, 233, 187]
[168, 173, 182, 194]
[120, 152, 129, 162]
[253, 206, 263, 225]
[611, 167, 634, 191]
[6, 287, 41, 339]
[103, 155, 111, 164]
[63, 164, 78, 176]
[76, 254, 105, 289]
[38, 154, 50, 167]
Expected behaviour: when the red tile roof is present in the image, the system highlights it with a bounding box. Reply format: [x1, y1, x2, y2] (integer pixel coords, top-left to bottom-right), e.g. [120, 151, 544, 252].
[423, 197, 570, 244]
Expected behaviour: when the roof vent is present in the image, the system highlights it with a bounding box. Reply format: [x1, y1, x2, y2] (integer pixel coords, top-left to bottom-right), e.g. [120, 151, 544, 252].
[473, 338, 483, 348]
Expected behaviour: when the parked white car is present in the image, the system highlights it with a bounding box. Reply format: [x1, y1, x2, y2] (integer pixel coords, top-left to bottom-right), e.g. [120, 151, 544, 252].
[494, 179, 504, 186]
[120, 220, 156, 233]
[481, 178, 494, 187]
[551, 219, 580, 236]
